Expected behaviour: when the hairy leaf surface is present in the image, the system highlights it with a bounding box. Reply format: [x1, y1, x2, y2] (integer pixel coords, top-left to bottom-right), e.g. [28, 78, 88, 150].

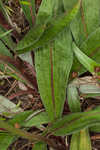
[72, 42, 100, 74]
[35, 29, 73, 121]
[44, 109, 100, 136]
[69, 0, 100, 73]
[16, 0, 80, 54]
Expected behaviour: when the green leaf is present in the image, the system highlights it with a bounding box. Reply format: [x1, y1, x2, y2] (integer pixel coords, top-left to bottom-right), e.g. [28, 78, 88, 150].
[79, 129, 91, 150]
[72, 42, 100, 74]
[0, 0, 9, 21]
[68, 76, 91, 149]
[18, 0, 61, 61]
[36, 0, 56, 25]
[0, 40, 12, 57]
[80, 27, 100, 63]
[81, 0, 100, 35]
[70, 132, 80, 150]
[21, 0, 56, 54]
[20, 0, 35, 27]
[67, 83, 81, 112]
[20, 1, 31, 5]
[70, 0, 100, 46]
[33, 142, 47, 150]
[16, 0, 81, 54]
[0, 133, 15, 150]
[24, 112, 49, 127]
[36, 0, 64, 24]
[8, 110, 33, 126]
[90, 125, 100, 133]
[63, 0, 78, 12]
[70, 129, 91, 150]
[0, 111, 32, 148]
[0, 29, 13, 38]
[70, 0, 100, 74]
[0, 26, 15, 49]
[35, 29, 73, 121]
[0, 26, 14, 58]
[44, 108, 100, 136]
[72, 27, 100, 74]
[15, 24, 45, 53]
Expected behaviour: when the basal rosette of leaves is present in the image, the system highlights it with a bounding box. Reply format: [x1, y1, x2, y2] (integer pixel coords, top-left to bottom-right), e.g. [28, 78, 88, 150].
[0, 0, 100, 150]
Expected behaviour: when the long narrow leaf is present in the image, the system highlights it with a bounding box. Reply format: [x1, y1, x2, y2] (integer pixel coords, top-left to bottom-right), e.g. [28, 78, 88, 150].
[0, 40, 12, 57]
[70, 0, 100, 46]
[0, 29, 13, 38]
[72, 42, 100, 74]
[67, 83, 81, 112]
[70, 132, 80, 150]
[33, 142, 47, 150]
[17, 0, 58, 54]
[70, 0, 100, 74]
[16, 0, 81, 54]
[90, 125, 100, 133]
[19, 0, 35, 27]
[35, 29, 73, 121]
[15, 24, 45, 53]
[63, 0, 78, 13]
[36, 0, 56, 25]
[8, 110, 33, 126]
[80, 27, 100, 63]
[79, 129, 91, 150]
[18, 0, 60, 63]
[44, 108, 100, 136]
[0, 133, 15, 150]
[24, 112, 49, 127]
[0, 0, 9, 22]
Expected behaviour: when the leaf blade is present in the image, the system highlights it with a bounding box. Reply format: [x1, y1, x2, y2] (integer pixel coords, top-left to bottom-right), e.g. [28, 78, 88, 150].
[44, 109, 100, 136]
[19, 0, 35, 26]
[72, 42, 100, 74]
[79, 129, 91, 150]
[35, 29, 73, 121]
[16, 0, 81, 54]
